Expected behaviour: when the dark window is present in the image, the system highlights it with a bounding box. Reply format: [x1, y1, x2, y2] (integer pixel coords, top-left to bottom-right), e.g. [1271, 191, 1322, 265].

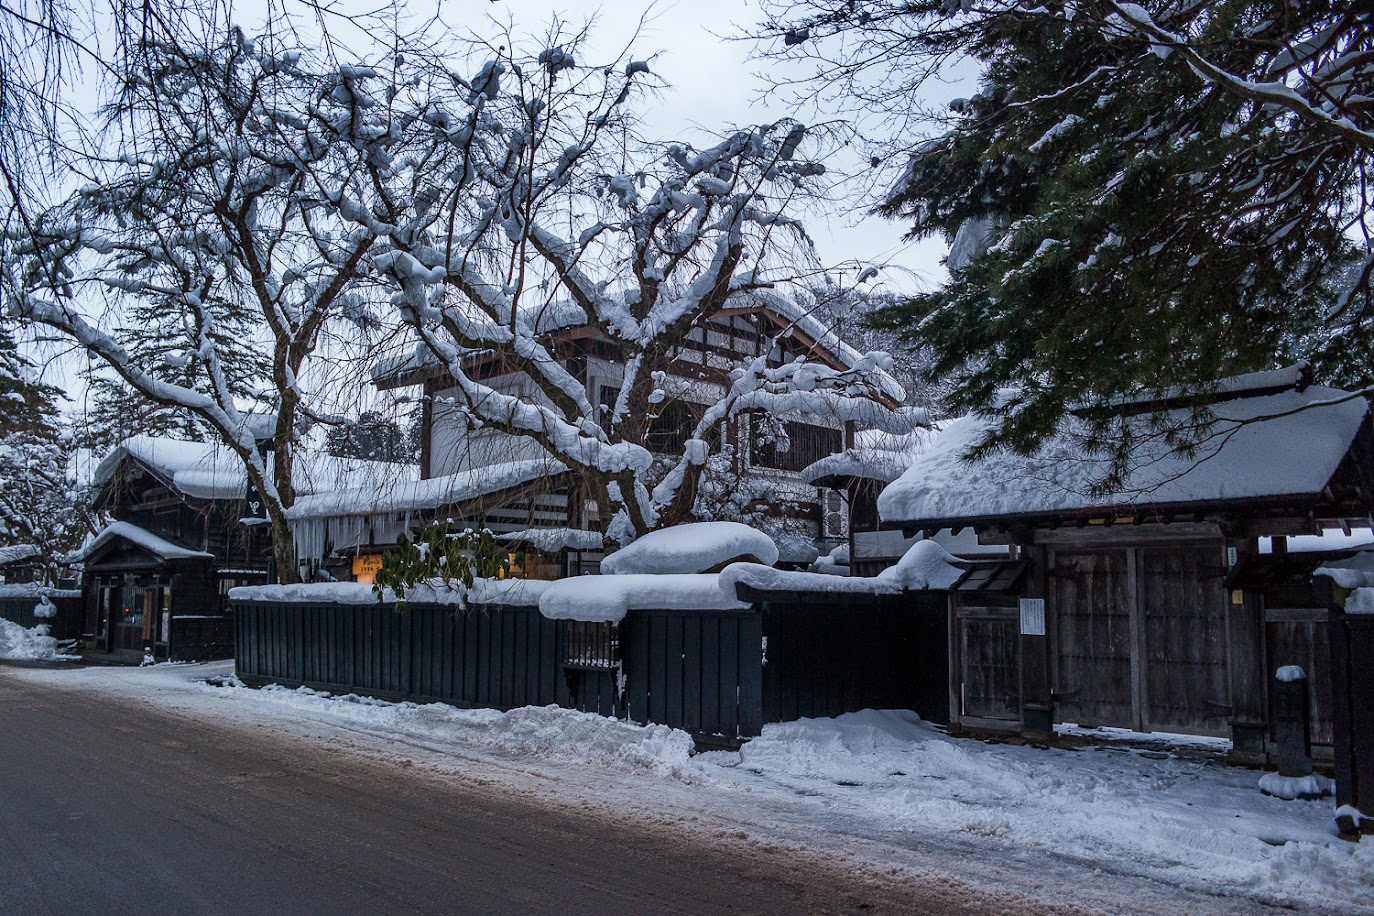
[562, 620, 619, 670]
[751, 421, 843, 472]
[646, 400, 697, 455]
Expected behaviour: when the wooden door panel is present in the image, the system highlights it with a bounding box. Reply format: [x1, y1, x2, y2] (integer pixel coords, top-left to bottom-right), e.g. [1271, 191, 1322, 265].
[1054, 551, 1133, 728]
[1142, 548, 1229, 732]
[960, 613, 1020, 721]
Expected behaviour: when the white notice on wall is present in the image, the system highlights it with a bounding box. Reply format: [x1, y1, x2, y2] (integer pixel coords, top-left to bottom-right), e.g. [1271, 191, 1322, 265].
[1019, 598, 1046, 636]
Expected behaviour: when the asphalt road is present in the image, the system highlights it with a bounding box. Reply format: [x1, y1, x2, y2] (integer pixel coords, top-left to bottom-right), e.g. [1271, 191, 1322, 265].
[0, 667, 996, 916]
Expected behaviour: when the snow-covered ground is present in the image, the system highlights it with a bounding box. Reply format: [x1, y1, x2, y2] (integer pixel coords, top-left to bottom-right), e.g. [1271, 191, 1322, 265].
[5, 660, 1370, 914]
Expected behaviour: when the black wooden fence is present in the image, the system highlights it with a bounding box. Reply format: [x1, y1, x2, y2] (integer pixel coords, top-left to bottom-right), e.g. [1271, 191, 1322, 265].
[0, 590, 84, 641]
[233, 591, 951, 742]
[1329, 605, 1374, 832]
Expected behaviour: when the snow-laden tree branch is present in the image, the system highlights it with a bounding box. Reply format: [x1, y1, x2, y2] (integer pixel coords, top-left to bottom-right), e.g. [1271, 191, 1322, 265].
[755, 1, 1374, 464]
[6, 14, 402, 581]
[333, 32, 916, 543]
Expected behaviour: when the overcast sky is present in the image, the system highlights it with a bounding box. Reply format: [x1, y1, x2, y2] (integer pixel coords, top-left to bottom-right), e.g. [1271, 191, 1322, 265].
[298, 0, 968, 293]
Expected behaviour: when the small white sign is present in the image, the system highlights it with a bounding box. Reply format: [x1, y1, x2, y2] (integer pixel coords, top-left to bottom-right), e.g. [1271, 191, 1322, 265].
[1227, 546, 1238, 567]
[1019, 598, 1046, 636]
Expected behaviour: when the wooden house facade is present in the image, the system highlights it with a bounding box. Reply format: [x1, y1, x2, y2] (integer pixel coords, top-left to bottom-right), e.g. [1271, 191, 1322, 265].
[290, 297, 893, 579]
[875, 368, 1374, 760]
[82, 437, 410, 659]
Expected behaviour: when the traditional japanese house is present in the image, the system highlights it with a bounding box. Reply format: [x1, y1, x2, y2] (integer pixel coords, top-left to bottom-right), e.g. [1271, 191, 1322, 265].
[82, 436, 414, 659]
[0, 544, 44, 584]
[292, 295, 900, 579]
[875, 367, 1374, 759]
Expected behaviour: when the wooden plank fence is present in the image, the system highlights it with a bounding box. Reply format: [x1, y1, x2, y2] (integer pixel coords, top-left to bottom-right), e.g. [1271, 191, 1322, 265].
[0, 591, 84, 641]
[232, 593, 952, 742]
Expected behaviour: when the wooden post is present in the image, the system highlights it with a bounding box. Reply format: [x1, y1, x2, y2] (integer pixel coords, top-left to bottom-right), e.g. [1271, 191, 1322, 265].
[1272, 666, 1313, 778]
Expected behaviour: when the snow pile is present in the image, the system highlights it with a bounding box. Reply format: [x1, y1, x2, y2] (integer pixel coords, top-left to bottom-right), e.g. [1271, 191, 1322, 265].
[1258, 771, 1332, 800]
[807, 543, 850, 576]
[878, 382, 1370, 525]
[1314, 552, 1374, 614]
[713, 709, 1374, 910]
[876, 539, 964, 589]
[539, 574, 745, 623]
[600, 521, 778, 575]
[0, 618, 61, 661]
[242, 685, 697, 779]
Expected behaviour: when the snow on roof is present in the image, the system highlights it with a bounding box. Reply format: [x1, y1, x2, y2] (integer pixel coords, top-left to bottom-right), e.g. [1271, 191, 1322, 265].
[801, 428, 940, 486]
[495, 528, 604, 552]
[95, 436, 418, 502]
[371, 291, 906, 399]
[538, 573, 746, 623]
[878, 383, 1371, 527]
[600, 521, 779, 575]
[286, 458, 562, 520]
[76, 521, 213, 562]
[0, 544, 41, 566]
[1097, 364, 1311, 412]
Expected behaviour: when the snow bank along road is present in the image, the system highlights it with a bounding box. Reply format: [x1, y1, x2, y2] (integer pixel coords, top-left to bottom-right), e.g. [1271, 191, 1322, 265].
[2, 661, 1369, 914]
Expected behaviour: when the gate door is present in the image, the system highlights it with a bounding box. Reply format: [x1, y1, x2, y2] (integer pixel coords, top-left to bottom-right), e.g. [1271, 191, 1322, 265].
[1141, 548, 1230, 732]
[1053, 551, 1134, 728]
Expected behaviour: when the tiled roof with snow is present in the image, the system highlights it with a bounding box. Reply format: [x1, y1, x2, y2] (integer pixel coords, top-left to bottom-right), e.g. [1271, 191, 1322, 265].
[285, 458, 564, 520]
[878, 376, 1372, 528]
[75, 521, 214, 562]
[94, 436, 418, 502]
[0, 544, 41, 566]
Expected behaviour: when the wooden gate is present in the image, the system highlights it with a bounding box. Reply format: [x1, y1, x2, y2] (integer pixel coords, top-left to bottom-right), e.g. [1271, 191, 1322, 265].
[1141, 548, 1230, 732]
[1052, 550, 1134, 728]
[956, 606, 1021, 725]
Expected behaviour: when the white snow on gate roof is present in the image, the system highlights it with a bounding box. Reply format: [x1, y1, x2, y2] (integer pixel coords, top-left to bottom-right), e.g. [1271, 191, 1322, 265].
[75, 521, 214, 562]
[94, 436, 418, 502]
[878, 382, 1371, 526]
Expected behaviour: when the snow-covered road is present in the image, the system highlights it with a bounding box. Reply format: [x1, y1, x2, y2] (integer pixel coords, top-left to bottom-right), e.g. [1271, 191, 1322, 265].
[6, 660, 1369, 914]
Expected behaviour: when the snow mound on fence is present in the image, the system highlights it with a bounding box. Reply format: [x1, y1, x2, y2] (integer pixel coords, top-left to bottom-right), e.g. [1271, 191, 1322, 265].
[230, 578, 551, 607]
[0, 618, 61, 661]
[540, 574, 745, 623]
[876, 539, 964, 589]
[601, 521, 778, 575]
[244, 684, 695, 778]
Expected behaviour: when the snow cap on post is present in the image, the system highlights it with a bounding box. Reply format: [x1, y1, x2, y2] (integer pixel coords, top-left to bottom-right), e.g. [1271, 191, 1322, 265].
[600, 521, 779, 575]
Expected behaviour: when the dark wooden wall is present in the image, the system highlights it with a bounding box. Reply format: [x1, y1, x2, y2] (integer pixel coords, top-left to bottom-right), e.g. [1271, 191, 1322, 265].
[759, 592, 949, 726]
[233, 593, 952, 743]
[234, 602, 569, 711]
[1329, 607, 1374, 821]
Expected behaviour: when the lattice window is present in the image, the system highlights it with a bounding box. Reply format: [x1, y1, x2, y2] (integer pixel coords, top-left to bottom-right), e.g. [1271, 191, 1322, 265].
[562, 620, 619, 670]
